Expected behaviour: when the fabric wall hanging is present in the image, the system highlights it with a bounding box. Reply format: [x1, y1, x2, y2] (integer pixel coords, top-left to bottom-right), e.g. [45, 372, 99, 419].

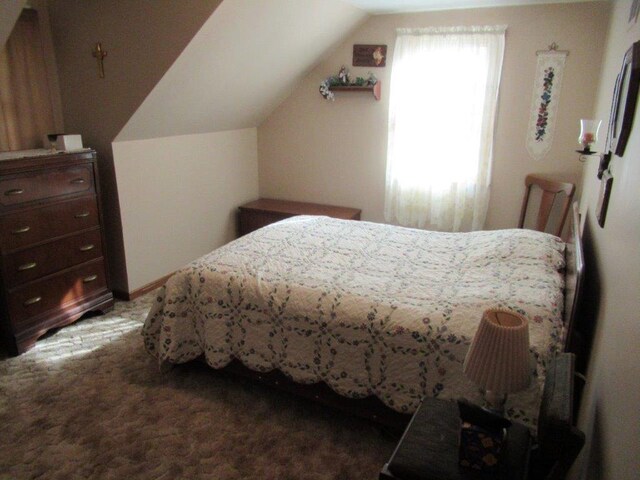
[526, 44, 569, 160]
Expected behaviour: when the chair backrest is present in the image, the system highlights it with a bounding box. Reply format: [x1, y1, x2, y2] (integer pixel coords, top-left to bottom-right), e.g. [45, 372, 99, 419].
[518, 175, 576, 237]
[531, 352, 585, 480]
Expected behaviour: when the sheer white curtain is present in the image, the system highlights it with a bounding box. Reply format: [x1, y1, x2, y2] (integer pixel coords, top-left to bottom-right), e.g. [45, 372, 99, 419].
[384, 25, 506, 231]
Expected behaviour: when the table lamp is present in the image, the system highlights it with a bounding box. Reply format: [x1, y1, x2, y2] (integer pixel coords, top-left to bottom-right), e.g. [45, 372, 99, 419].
[463, 308, 531, 414]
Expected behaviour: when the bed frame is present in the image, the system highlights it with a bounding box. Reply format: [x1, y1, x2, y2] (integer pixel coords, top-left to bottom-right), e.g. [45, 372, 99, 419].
[563, 202, 585, 356]
[203, 207, 585, 432]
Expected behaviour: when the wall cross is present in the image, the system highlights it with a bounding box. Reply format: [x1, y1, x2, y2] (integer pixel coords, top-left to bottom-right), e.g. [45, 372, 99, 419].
[92, 42, 107, 79]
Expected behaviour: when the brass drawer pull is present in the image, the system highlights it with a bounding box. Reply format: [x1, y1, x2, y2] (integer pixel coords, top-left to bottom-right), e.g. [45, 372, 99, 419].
[5, 188, 24, 196]
[18, 262, 37, 271]
[79, 244, 95, 252]
[23, 296, 42, 306]
[11, 226, 30, 234]
[70, 178, 86, 184]
[83, 274, 98, 283]
[75, 211, 90, 218]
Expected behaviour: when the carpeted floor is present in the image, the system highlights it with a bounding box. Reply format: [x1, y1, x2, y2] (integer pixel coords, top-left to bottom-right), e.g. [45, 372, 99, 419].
[0, 293, 398, 479]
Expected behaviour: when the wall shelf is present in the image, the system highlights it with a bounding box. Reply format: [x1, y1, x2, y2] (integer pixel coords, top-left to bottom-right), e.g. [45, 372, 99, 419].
[329, 82, 381, 101]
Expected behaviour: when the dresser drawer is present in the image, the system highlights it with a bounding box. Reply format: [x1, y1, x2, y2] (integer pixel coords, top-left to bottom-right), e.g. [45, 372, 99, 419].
[0, 196, 99, 252]
[3, 229, 104, 288]
[7, 259, 108, 330]
[0, 165, 93, 207]
[239, 210, 291, 235]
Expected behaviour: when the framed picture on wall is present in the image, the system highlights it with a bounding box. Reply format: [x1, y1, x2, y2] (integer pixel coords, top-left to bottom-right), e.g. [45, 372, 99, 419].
[353, 45, 387, 67]
[607, 40, 640, 157]
[596, 171, 613, 228]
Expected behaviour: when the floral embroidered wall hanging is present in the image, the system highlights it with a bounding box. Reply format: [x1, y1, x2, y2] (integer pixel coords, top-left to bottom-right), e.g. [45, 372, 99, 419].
[526, 48, 568, 160]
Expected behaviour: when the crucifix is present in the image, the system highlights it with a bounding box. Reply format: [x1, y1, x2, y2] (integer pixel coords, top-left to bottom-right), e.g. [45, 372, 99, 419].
[92, 42, 107, 79]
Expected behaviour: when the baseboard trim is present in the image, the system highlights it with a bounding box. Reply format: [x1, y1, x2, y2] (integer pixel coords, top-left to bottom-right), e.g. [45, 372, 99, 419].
[114, 273, 174, 301]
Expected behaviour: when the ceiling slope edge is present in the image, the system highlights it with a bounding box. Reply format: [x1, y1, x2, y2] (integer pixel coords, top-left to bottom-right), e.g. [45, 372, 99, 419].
[0, 0, 27, 49]
[115, 0, 368, 143]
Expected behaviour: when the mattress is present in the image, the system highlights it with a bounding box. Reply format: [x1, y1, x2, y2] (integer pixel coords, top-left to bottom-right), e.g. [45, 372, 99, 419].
[142, 216, 565, 427]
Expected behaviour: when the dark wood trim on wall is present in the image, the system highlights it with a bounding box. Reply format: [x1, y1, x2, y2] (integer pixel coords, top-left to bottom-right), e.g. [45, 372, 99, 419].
[113, 272, 173, 301]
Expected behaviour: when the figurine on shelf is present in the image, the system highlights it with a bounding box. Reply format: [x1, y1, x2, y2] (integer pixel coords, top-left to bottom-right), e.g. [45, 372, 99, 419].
[319, 66, 380, 100]
[338, 66, 349, 84]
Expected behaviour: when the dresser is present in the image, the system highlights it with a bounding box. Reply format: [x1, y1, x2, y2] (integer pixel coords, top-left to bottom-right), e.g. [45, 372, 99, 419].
[0, 150, 113, 355]
[238, 198, 362, 236]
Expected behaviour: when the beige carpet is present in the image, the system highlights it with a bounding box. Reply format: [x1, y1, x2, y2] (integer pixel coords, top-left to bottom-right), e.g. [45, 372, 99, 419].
[0, 293, 397, 479]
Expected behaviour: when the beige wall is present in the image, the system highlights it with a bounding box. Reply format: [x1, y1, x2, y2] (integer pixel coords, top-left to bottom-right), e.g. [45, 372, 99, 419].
[47, 0, 366, 295]
[0, 0, 26, 48]
[258, 2, 610, 229]
[47, 0, 223, 293]
[30, 0, 64, 134]
[112, 129, 259, 292]
[575, 1, 640, 478]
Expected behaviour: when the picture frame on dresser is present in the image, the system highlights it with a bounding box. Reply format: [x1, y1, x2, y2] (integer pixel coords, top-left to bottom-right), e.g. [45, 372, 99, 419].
[0, 149, 113, 355]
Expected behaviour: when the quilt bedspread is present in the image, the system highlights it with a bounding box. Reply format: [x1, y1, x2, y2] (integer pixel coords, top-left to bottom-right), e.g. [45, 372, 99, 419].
[142, 216, 565, 426]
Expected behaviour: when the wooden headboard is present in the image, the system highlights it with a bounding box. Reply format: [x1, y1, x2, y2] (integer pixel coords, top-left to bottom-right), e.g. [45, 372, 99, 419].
[563, 202, 585, 353]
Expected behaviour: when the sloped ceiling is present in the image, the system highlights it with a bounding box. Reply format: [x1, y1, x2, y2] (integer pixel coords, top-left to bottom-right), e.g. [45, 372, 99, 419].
[341, 0, 601, 14]
[116, 0, 368, 142]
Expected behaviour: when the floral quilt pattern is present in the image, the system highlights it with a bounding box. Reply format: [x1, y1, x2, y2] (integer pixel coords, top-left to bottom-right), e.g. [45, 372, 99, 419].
[142, 216, 565, 428]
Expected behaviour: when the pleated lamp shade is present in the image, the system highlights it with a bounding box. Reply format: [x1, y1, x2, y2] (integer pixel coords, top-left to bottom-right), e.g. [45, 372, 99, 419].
[463, 308, 531, 395]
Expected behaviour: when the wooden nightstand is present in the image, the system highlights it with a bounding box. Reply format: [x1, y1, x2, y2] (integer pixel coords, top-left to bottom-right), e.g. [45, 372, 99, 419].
[380, 397, 530, 480]
[237, 198, 361, 236]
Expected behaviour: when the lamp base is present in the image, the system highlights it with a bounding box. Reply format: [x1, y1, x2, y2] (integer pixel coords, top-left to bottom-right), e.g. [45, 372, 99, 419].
[484, 390, 507, 415]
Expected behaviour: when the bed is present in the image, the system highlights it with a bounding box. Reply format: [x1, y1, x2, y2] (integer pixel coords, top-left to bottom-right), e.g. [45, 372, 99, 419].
[142, 211, 581, 429]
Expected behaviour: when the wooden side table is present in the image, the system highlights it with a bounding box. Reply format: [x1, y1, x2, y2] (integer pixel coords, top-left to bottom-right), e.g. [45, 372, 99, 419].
[380, 397, 531, 480]
[237, 198, 361, 236]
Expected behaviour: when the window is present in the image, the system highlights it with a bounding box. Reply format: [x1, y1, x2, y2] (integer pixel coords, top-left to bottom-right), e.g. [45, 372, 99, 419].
[384, 26, 506, 231]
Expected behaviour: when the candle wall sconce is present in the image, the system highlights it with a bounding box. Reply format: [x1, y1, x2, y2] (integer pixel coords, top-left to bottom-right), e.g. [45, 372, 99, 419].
[577, 119, 601, 154]
[574, 119, 611, 178]
[577, 39, 640, 180]
[576, 39, 640, 229]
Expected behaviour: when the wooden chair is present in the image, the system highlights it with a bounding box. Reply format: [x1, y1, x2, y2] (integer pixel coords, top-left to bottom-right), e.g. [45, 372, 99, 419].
[518, 174, 576, 237]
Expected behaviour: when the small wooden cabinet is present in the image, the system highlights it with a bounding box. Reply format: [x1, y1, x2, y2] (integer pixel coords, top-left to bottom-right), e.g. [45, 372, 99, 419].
[0, 150, 113, 355]
[238, 198, 361, 236]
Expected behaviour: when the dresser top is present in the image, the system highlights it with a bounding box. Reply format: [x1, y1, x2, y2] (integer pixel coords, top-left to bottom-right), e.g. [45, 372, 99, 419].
[0, 148, 92, 162]
[0, 149, 96, 174]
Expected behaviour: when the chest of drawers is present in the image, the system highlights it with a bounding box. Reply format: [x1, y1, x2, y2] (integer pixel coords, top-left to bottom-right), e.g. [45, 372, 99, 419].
[238, 198, 362, 236]
[0, 150, 113, 355]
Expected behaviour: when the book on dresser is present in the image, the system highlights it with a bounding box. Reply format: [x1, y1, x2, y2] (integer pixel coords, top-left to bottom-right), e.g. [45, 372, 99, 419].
[0, 149, 113, 355]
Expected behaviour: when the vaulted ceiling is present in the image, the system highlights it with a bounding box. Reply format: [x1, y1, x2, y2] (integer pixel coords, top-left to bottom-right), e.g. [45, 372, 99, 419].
[115, 0, 367, 141]
[341, 0, 601, 14]
[114, 0, 603, 142]
[1, 0, 603, 144]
